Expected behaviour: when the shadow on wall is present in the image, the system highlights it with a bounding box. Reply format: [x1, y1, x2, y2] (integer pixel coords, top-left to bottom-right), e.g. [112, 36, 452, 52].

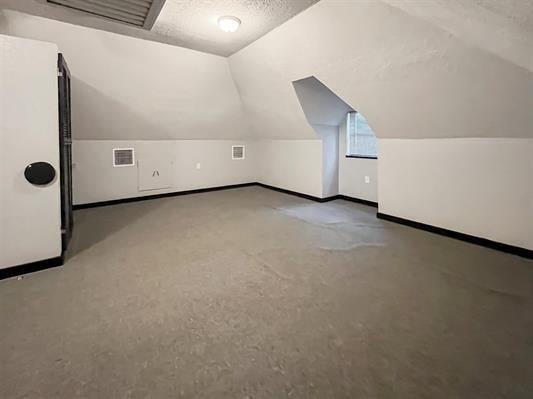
[71, 77, 175, 140]
[292, 76, 355, 197]
[0, 10, 7, 30]
[292, 76, 353, 128]
[67, 77, 174, 254]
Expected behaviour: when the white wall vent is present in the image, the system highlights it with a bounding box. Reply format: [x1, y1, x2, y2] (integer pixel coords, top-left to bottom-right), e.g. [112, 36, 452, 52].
[46, 0, 167, 29]
[113, 148, 135, 167]
[232, 145, 245, 160]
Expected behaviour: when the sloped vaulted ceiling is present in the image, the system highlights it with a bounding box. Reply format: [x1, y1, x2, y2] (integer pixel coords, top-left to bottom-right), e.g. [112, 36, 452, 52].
[0, 0, 320, 56]
[381, 0, 533, 74]
[229, 0, 533, 140]
[1, 0, 531, 141]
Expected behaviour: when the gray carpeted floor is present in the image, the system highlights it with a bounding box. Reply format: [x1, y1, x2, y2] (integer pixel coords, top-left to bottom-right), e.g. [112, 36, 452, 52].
[1, 186, 532, 399]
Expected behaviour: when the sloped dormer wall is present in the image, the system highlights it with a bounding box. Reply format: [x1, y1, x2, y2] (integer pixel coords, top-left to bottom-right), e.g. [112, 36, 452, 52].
[229, 0, 533, 249]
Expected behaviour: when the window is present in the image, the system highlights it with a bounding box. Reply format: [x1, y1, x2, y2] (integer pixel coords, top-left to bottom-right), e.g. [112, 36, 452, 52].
[346, 112, 377, 158]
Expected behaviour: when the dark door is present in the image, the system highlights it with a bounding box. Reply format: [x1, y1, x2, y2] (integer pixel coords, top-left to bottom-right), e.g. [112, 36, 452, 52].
[58, 54, 73, 252]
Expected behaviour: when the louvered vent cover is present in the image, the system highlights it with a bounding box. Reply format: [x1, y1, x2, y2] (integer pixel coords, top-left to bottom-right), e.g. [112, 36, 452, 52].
[46, 0, 166, 29]
[113, 148, 135, 167]
[232, 145, 245, 160]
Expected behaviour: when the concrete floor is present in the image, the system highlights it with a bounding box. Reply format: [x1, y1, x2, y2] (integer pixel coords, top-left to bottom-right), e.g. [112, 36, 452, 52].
[1, 186, 532, 399]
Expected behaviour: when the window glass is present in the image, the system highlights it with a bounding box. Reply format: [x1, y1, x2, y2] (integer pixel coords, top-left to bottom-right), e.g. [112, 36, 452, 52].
[347, 112, 377, 157]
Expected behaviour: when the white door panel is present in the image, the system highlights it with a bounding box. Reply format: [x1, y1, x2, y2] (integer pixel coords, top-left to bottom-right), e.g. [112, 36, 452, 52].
[138, 159, 172, 191]
[0, 34, 61, 269]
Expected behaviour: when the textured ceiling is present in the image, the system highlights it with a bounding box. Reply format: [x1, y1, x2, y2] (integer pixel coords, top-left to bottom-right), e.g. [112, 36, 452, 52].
[0, 0, 529, 59]
[381, 0, 533, 72]
[0, 0, 320, 56]
[153, 0, 320, 56]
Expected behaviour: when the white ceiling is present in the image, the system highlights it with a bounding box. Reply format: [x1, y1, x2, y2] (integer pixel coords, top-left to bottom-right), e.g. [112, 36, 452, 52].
[153, 0, 320, 56]
[0, 0, 320, 56]
[1, 0, 529, 60]
[381, 0, 533, 72]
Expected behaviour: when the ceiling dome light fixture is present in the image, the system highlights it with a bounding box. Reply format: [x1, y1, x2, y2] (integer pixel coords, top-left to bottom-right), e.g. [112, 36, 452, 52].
[217, 16, 241, 33]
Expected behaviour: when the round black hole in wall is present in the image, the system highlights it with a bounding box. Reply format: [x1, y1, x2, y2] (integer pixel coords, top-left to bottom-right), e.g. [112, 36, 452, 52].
[24, 162, 56, 186]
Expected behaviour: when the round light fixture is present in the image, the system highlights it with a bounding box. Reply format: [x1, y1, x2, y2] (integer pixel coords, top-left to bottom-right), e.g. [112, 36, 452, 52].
[217, 16, 241, 33]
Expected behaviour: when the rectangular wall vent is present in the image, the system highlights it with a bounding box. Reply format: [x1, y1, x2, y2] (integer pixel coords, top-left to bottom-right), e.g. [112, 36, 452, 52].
[113, 148, 135, 167]
[46, 0, 167, 29]
[232, 145, 245, 160]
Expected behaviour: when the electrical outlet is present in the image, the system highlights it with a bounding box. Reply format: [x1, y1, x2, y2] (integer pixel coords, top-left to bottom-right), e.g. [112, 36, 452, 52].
[196, 163, 201, 170]
[364, 176, 370, 184]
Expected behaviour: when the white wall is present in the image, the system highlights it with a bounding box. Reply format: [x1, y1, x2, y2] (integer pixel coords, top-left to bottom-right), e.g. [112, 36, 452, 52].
[314, 125, 338, 198]
[0, 12, 334, 206]
[0, 9, 247, 141]
[256, 140, 323, 198]
[338, 117, 378, 202]
[292, 76, 348, 198]
[73, 140, 256, 205]
[0, 34, 62, 268]
[0, 10, 258, 208]
[379, 138, 533, 250]
[229, 0, 530, 249]
[293, 76, 351, 127]
[2, 3, 531, 253]
[229, 0, 533, 140]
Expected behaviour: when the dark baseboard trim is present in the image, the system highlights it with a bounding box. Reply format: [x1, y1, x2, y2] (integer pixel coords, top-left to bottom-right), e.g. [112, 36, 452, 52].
[8, 190, 525, 282]
[255, 183, 334, 203]
[377, 212, 533, 259]
[74, 183, 380, 210]
[0, 256, 64, 281]
[335, 194, 378, 208]
[4, 184, 376, 279]
[73, 183, 258, 210]
[345, 155, 378, 160]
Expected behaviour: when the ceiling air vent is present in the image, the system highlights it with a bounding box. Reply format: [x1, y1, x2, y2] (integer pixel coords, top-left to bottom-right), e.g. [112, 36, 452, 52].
[232, 145, 245, 160]
[46, 0, 167, 29]
[113, 148, 135, 167]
